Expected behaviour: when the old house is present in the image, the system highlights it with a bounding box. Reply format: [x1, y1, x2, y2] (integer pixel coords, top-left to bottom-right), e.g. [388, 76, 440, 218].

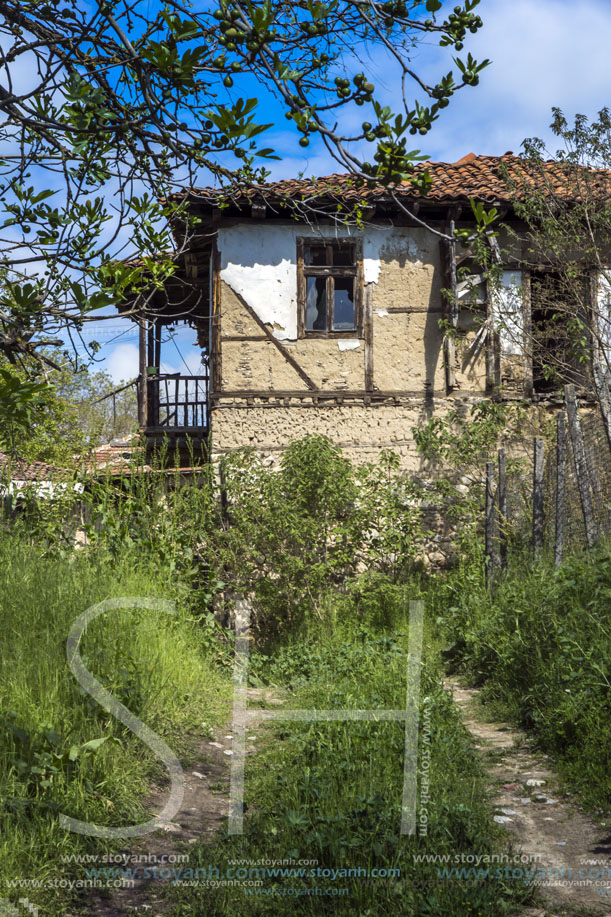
[124, 153, 611, 469]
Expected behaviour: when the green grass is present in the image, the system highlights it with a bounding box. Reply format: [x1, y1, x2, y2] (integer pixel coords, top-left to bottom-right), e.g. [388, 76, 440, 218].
[168, 595, 534, 917]
[429, 541, 611, 813]
[0, 533, 232, 915]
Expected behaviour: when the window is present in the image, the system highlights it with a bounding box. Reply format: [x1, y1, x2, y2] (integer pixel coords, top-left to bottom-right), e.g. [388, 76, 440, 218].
[530, 270, 590, 393]
[297, 239, 362, 336]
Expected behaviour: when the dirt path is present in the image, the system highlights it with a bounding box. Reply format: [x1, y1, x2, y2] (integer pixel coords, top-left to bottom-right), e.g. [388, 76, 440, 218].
[448, 679, 611, 917]
[78, 688, 282, 917]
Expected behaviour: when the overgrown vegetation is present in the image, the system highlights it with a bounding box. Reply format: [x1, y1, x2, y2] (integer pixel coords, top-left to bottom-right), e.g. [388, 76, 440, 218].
[0, 348, 138, 463]
[0, 534, 231, 914]
[2, 431, 609, 915]
[169, 599, 532, 916]
[430, 542, 611, 813]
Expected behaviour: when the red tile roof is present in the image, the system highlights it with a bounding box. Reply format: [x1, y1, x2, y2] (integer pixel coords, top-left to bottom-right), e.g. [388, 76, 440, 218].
[178, 153, 611, 210]
[80, 435, 203, 477]
[0, 452, 63, 482]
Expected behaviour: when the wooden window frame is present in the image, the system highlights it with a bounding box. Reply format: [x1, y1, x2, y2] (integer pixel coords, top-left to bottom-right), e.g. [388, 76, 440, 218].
[296, 238, 364, 338]
[526, 266, 592, 395]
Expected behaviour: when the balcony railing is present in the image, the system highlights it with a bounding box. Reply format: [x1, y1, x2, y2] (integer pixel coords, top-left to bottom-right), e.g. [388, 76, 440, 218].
[146, 372, 209, 430]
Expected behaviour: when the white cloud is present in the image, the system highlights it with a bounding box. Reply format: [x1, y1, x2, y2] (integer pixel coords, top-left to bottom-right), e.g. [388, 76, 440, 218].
[105, 343, 139, 384]
[262, 0, 611, 176]
[423, 0, 611, 161]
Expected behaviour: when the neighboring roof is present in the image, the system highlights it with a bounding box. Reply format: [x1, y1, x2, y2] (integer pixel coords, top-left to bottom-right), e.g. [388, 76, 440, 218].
[0, 451, 63, 483]
[82, 434, 148, 475]
[80, 435, 203, 477]
[176, 153, 611, 212]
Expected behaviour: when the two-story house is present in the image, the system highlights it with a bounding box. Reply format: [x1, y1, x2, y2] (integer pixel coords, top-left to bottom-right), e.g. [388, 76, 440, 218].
[123, 152, 611, 469]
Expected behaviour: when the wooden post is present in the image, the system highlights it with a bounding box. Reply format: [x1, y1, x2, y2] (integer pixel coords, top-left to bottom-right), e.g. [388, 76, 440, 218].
[485, 461, 497, 584]
[219, 459, 230, 529]
[138, 317, 148, 428]
[592, 360, 611, 452]
[584, 426, 605, 511]
[532, 437, 545, 557]
[497, 448, 507, 569]
[364, 284, 374, 392]
[587, 271, 611, 452]
[522, 272, 534, 398]
[555, 411, 566, 568]
[564, 383, 598, 547]
[440, 223, 458, 393]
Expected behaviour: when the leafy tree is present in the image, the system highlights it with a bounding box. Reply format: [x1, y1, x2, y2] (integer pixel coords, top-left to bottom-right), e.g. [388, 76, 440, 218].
[0, 366, 53, 460]
[0, 0, 489, 372]
[497, 110, 611, 426]
[0, 351, 138, 463]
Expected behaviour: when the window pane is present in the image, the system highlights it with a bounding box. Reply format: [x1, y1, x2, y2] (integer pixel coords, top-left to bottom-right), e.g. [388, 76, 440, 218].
[306, 276, 327, 330]
[333, 278, 355, 330]
[304, 244, 328, 266]
[333, 243, 355, 266]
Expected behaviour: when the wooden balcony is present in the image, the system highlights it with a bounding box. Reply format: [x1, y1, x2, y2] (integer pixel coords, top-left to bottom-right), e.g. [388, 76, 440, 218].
[142, 371, 209, 452]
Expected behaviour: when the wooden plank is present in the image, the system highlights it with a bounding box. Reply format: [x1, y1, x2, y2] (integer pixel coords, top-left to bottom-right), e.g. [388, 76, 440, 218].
[564, 383, 598, 547]
[532, 436, 545, 557]
[448, 222, 458, 328]
[229, 287, 318, 391]
[211, 241, 222, 394]
[364, 284, 373, 391]
[443, 338, 455, 392]
[387, 306, 444, 314]
[439, 226, 458, 393]
[497, 448, 507, 569]
[485, 301, 495, 394]
[555, 411, 566, 569]
[219, 460, 230, 528]
[493, 329, 501, 391]
[354, 239, 364, 339]
[592, 359, 611, 452]
[455, 248, 474, 268]
[146, 323, 157, 427]
[522, 271, 534, 397]
[138, 318, 147, 428]
[209, 388, 442, 400]
[222, 335, 268, 342]
[485, 461, 497, 585]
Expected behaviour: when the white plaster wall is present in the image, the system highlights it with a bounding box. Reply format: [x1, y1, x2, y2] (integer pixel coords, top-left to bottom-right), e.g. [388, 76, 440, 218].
[218, 222, 424, 340]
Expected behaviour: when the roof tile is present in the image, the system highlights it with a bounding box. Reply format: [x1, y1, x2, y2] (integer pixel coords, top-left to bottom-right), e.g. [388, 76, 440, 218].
[179, 154, 611, 211]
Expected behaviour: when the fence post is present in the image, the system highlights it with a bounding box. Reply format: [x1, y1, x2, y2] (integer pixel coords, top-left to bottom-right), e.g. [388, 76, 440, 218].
[485, 461, 497, 585]
[219, 459, 230, 529]
[555, 412, 566, 569]
[592, 360, 611, 453]
[564, 383, 598, 547]
[497, 448, 507, 569]
[532, 437, 545, 557]
[138, 318, 148, 428]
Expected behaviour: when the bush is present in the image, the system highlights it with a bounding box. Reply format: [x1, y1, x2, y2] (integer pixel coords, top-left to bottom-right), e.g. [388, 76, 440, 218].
[432, 542, 611, 811]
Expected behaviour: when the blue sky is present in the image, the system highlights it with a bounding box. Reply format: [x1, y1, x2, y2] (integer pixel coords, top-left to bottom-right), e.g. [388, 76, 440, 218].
[86, 0, 611, 384]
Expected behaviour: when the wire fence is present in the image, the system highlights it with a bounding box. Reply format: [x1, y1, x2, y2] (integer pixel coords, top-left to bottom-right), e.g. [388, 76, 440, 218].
[485, 385, 611, 577]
